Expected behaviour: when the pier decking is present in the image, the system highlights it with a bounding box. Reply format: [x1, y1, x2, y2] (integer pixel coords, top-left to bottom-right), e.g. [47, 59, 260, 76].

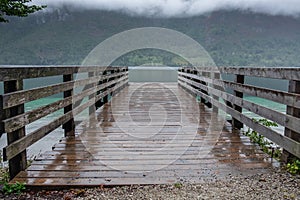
[12, 83, 273, 186]
[0, 66, 299, 187]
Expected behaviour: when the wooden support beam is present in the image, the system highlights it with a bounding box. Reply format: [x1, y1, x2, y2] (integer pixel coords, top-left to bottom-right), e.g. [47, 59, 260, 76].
[124, 68, 129, 88]
[200, 71, 212, 108]
[62, 74, 75, 137]
[3, 79, 27, 179]
[282, 80, 300, 162]
[109, 69, 116, 97]
[0, 96, 4, 138]
[200, 71, 207, 105]
[88, 71, 96, 116]
[95, 70, 109, 109]
[103, 70, 109, 105]
[192, 70, 200, 102]
[212, 72, 220, 113]
[95, 71, 104, 109]
[232, 74, 245, 129]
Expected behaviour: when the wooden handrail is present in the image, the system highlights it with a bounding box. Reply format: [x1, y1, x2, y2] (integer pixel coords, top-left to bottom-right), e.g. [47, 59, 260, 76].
[178, 66, 300, 162]
[182, 66, 300, 80]
[0, 66, 128, 179]
[0, 66, 128, 81]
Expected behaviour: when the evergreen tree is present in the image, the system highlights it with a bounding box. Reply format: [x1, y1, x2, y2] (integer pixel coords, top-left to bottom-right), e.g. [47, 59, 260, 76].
[0, 0, 45, 22]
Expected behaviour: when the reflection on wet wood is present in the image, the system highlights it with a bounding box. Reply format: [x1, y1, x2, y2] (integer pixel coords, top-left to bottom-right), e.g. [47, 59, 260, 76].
[11, 83, 276, 187]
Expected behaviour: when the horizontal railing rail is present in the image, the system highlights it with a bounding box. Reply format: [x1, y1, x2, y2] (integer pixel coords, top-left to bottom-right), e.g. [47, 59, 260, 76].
[0, 66, 129, 179]
[178, 66, 300, 162]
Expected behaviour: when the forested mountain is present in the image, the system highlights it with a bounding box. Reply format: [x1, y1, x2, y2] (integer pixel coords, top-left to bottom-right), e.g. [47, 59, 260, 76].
[1, 8, 300, 66]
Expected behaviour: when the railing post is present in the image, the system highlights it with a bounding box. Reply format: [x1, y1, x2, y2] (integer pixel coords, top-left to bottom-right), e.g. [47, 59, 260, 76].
[88, 71, 96, 116]
[186, 68, 191, 91]
[232, 74, 244, 129]
[116, 68, 123, 92]
[192, 69, 204, 104]
[62, 74, 75, 137]
[124, 67, 129, 89]
[0, 96, 4, 138]
[282, 80, 300, 162]
[179, 68, 186, 90]
[95, 70, 103, 109]
[96, 69, 109, 109]
[199, 71, 212, 108]
[192, 69, 200, 100]
[3, 79, 27, 179]
[212, 72, 220, 112]
[110, 68, 116, 96]
[188, 69, 195, 95]
[103, 70, 109, 104]
[199, 71, 207, 104]
[187, 68, 196, 96]
[127, 67, 129, 86]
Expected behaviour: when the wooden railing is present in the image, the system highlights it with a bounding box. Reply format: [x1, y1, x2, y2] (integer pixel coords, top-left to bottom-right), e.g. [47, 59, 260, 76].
[0, 66, 128, 179]
[178, 66, 300, 162]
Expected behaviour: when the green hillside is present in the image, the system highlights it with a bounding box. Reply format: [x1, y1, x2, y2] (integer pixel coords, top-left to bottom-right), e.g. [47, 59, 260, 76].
[1, 9, 300, 66]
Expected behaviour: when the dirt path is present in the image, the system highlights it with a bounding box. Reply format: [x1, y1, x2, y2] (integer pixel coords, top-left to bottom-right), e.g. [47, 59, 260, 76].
[2, 169, 299, 200]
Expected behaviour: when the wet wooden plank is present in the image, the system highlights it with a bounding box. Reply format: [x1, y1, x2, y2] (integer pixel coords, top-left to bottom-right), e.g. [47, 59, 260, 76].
[17, 165, 271, 179]
[12, 165, 271, 187]
[11, 83, 275, 187]
[34, 154, 268, 163]
[52, 141, 254, 149]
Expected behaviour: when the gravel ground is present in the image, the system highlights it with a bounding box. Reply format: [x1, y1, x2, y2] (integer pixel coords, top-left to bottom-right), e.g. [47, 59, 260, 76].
[1, 169, 299, 200]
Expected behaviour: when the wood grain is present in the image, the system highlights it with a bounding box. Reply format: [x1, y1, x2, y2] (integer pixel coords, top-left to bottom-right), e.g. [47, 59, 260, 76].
[10, 83, 275, 187]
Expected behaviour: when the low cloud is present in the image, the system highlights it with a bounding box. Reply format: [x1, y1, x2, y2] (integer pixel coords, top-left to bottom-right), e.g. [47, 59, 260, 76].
[33, 0, 300, 17]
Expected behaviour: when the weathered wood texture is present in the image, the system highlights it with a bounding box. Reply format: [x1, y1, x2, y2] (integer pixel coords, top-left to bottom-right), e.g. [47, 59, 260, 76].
[0, 66, 128, 179]
[2, 66, 299, 186]
[282, 80, 300, 162]
[10, 83, 275, 187]
[3, 79, 27, 179]
[190, 67, 300, 80]
[178, 67, 300, 160]
[0, 66, 121, 81]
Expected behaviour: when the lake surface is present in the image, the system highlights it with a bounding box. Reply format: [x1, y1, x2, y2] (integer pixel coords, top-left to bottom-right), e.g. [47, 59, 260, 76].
[129, 66, 178, 82]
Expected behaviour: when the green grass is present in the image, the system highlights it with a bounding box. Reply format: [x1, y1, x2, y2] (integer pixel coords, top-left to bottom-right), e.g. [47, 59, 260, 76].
[287, 160, 300, 175]
[2, 182, 26, 195]
[0, 151, 26, 194]
[244, 118, 281, 160]
[174, 182, 183, 188]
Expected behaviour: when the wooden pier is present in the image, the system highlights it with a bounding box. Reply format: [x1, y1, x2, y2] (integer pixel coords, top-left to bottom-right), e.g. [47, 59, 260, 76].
[0, 66, 299, 187]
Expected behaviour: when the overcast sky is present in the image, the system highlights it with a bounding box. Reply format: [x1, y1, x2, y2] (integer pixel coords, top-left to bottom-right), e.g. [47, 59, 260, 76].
[33, 0, 300, 17]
